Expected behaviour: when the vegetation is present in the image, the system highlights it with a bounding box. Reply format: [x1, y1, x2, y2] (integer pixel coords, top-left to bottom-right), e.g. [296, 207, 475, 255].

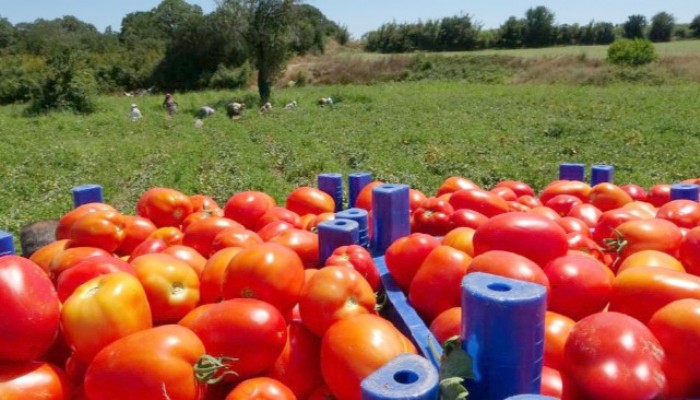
[607, 39, 658, 66]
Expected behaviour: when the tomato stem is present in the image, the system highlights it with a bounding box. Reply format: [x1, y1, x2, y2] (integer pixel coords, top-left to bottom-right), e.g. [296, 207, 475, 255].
[193, 354, 238, 384]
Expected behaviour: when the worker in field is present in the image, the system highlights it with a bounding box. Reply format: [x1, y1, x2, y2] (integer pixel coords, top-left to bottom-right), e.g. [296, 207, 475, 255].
[130, 104, 142, 121]
[163, 93, 178, 116]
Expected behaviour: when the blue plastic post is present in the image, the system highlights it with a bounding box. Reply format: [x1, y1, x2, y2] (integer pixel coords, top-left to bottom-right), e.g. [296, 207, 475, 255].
[558, 163, 585, 181]
[671, 183, 700, 201]
[371, 184, 410, 255]
[318, 173, 344, 212]
[504, 396, 558, 400]
[461, 273, 547, 400]
[590, 164, 614, 186]
[349, 172, 372, 208]
[72, 184, 104, 208]
[361, 354, 439, 400]
[336, 208, 370, 249]
[0, 230, 15, 256]
[317, 219, 359, 265]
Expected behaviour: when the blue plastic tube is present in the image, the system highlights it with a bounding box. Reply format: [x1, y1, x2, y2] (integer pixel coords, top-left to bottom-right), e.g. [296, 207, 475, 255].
[670, 183, 699, 201]
[361, 354, 439, 400]
[348, 172, 372, 208]
[72, 184, 104, 208]
[558, 163, 585, 181]
[336, 208, 369, 249]
[317, 219, 359, 265]
[461, 273, 547, 400]
[590, 164, 614, 186]
[318, 173, 344, 212]
[0, 230, 14, 256]
[370, 184, 410, 254]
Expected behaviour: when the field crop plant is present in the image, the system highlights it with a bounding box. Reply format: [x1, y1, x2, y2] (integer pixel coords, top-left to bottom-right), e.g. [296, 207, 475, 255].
[2, 81, 700, 246]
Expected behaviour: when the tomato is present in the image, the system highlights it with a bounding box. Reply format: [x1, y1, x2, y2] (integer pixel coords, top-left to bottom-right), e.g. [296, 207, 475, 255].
[223, 243, 305, 313]
[449, 209, 488, 230]
[566, 233, 612, 266]
[324, 245, 380, 292]
[527, 206, 561, 221]
[449, 188, 510, 217]
[307, 385, 333, 400]
[647, 184, 672, 207]
[616, 249, 685, 274]
[190, 194, 223, 215]
[257, 221, 296, 242]
[441, 227, 476, 257]
[621, 200, 657, 219]
[212, 228, 263, 253]
[489, 186, 517, 201]
[409, 246, 472, 323]
[131, 253, 200, 323]
[610, 218, 683, 262]
[507, 201, 530, 212]
[127, 238, 167, 262]
[495, 180, 535, 198]
[567, 203, 602, 228]
[266, 321, 322, 399]
[226, 377, 296, 400]
[299, 266, 376, 336]
[148, 226, 184, 246]
[137, 187, 194, 228]
[543, 311, 575, 371]
[556, 216, 591, 236]
[0, 361, 70, 399]
[285, 187, 335, 216]
[68, 210, 126, 253]
[300, 212, 335, 233]
[354, 181, 384, 211]
[29, 239, 69, 275]
[539, 180, 591, 205]
[0, 256, 60, 362]
[609, 266, 700, 323]
[183, 216, 243, 258]
[84, 325, 206, 400]
[408, 188, 428, 212]
[545, 194, 583, 217]
[467, 250, 550, 293]
[436, 176, 479, 197]
[680, 226, 700, 276]
[588, 183, 633, 212]
[517, 195, 543, 209]
[62, 272, 152, 364]
[56, 255, 135, 302]
[116, 215, 157, 256]
[429, 307, 461, 345]
[473, 213, 568, 268]
[384, 233, 441, 293]
[620, 183, 648, 202]
[562, 312, 667, 400]
[162, 245, 208, 276]
[591, 209, 641, 246]
[200, 247, 243, 304]
[56, 203, 117, 240]
[48, 246, 111, 281]
[224, 191, 277, 231]
[540, 366, 563, 398]
[268, 229, 320, 269]
[656, 199, 700, 228]
[412, 197, 454, 236]
[180, 298, 287, 380]
[255, 207, 302, 232]
[321, 314, 417, 400]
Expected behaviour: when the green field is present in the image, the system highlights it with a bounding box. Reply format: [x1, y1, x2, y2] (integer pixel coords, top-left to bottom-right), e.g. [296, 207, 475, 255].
[2, 81, 699, 242]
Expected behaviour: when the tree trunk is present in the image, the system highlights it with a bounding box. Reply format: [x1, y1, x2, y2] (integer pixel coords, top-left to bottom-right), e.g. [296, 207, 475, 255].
[257, 66, 271, 104]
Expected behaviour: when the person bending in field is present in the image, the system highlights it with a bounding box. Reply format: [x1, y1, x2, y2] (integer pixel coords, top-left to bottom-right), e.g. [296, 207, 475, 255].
[20, 220, 58, 257]
[163, 93, 178, 116]
[227, 102, 246, 120]
[130, 104, 142, 121]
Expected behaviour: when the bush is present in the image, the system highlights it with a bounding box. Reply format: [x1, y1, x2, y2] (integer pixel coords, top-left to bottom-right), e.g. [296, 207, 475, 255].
[209, 62, 252, 90]
[607, 39, 658, 66]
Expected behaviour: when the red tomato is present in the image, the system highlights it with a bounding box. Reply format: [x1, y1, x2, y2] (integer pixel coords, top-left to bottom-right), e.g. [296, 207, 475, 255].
[212, 228, 263, 252]
[161, 245, 207, 276]
[226, 377, 296, 400]
[409, 246, 472, 323]
[508, 200, 530, 212]
[29, 239, 69, 275]
[68, 210, 126, 253]
[137, 187, 194, 228]
[647, 184, 672, 207]
[621, 183, 648, 202]
[190, 194, 223, 215]
[566, 233, 611, 266]
[285, 187, 335, 216]
[180, 298, 287, 380]
[224, 191, 277, 230]
[200, 247, 243, 304]
[527, 206, 561, 221]
[680, 226, 700, 275]
[539, 180, 591, 204]
[591, 209, 641, 246]
[517, 195, 543, 209]
[56, 203, 117, 240]
[540, 366, 563, 398]
[495, 180, 535, 197]
[116, 215, 157, 256]
[0, 256, 60, 362]
[656, 199, 700, 228]
[324, 245, 380, 292]
[616, 249, 685, 274]
[321, 314, 417, 400]
[429, 307, 461, 345]
[622, 201, 657, 219]
[610, 218, 683, 262]
[384, 233, 441, 293]
[563, 312, 667, 400]
[266, 321, 322, 399]
[545, 194, 583, 217]
[255, 207, 302, 231]
[269, 229, 320, 269]
[449, 188, 510, 217]
[147, 226, 184, 246]
[489, 186, 517, 201]
[588, 183, 633, 212]
[300, 212, 335, 233]
[473, 213, 568, 268]
[48, 246, 111, 280]
[436, 176, 479, 197]
[556, 216, 591, 236]
[467, 250, 551, 293]
[566, 203, 602, 228]
[354, 181, 384, 211]
[411, 197, 454, 236]
[127, 238, 167, 262]
[543, 311, 575, 371]
[449, 209, 488, 230]
[257, 221, 296, 241]
[183, 216, 243, 257]
[56, 255, 135, 302]
[223, 243, 305, 313]
[441, 227, 476, 257]
[0, 361, 70, 399]
[544, 254, 613, 320]
[408, 188, 428, 212]
[84, 325, 206, 400]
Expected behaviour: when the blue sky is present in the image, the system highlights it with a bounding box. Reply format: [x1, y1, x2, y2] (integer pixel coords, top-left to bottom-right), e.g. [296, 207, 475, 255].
[2, 1, 697, 39]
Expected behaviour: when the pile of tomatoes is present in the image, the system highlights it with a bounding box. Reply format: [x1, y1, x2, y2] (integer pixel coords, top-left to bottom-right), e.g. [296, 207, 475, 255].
[4, 173, 700, 400]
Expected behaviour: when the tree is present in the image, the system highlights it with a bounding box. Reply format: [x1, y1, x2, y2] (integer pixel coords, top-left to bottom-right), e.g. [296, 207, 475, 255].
[523, 6, 555, 48]
[436, 15, 480, 51]
[0, 17, 15, 49]
[496, 16, 524, 48]
[623, 15, 647, 39]
[593, 22, 616, 44]
[691, 15, 700, 38]
[649, 12, 675, 42]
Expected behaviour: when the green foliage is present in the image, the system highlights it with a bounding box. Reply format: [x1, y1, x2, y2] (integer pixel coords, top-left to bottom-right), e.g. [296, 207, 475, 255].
[649, 12, 675, 42]
[607, 38, 658, 66]
[335, 25, 350, 45]
[496, 17, 525, 48]
[691, 15, 700, 38]
[209, 62, 252, 89]
[364, 15, 480, 53]
[0, 55, 45, 104]
[523, 6, 556, 48]
[623, 15, 647, 39]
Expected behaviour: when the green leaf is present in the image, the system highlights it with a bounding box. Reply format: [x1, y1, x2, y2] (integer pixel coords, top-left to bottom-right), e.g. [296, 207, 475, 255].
[438, 337, 474, 400]
[440, 377, 469, 400]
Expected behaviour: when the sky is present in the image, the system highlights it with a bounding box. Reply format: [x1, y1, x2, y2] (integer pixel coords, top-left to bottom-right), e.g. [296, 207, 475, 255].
[2, 1, 697, 39]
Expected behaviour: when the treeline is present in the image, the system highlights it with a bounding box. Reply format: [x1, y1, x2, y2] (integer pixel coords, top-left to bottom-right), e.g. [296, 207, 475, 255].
[365, 6, 700, 53]
[0, 0, 348, 105]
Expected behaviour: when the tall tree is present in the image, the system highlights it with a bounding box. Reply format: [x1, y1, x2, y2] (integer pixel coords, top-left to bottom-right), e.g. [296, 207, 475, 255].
[523, 6, 555, 48]
[496, 16, 524, 48]
[0, 17, 15, 49]
[691, 15, 700, 38]
[623, 15, 647, 39]
[649, 12, 675, 42]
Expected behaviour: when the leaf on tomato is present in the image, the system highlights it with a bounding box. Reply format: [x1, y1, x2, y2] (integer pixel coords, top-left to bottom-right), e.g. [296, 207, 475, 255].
[439, 337, 473, 400]
[440, 377, 469, 400]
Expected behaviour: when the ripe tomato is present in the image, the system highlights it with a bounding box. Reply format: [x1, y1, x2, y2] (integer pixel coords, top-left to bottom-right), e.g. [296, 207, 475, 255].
[68, 210, 126, 253]
[441, 227, 476, 257]
[591, 209, 641, 246]
[354, 181, 384, 211]
[115, 215, 157, 256]
[384, 233, 441, 293]
[190, 194, 223, 215]
[29, 239, 69, 275]
[517, 195, 543, 209]
[539, 180, 591, 204]
[489, 186, 517, 201]
[127, 238, 167, 262]
[226, 377, 296, 400]
[543, 311, 575, 371]
[0, 256, 60, 362]
[473, 213, 568, 268]
[147, 226, 184, 246]
[545, 194, 583, 217]
[268, 229, 320, 269]
[48, 246, 111, 280]
[647, 184, 672, 207]
[412, 197, 454, 236]
[448, 188, 510, 217]
[212, 228, 263, 253]
[84, 325, 206, 400]
[563, 312, 667, 400]
[183, 216, 243, 258]
[137, 187, 194, 228]
[224, 191, 276, 230]
[621, 183, 648, 202]
[540, 366, 563, 398]
[266, 321, 322, 399]
[588, 182, 633, 212]
[56, 203, 117, 240]
[680, 226, 700, 276]
[0, 361, 70, 399]
[449, 209, 488, 230]
[467, 250, 551, 293]
[527, 206, 561, 221]
[436, 176, 479, 197]
[429, 306, 461, 345]
[321, 314, 417, 400]
[621, 200, 657, 219]
[62, 272, 152, 364]
[408, 188, 428, 212]
[180, 298, 287, 380]
[299, 266, 376, 336]
[556, 216, 591, 236]
[257, 221, 296, 241]
[223, 243, 305, 313]
[656, 199, 700, 228]
[56, 255, 135, 302]
[610, 218, 683, 261]
[567, 203, 602, 228]
[300, 212, 335, 233]
[616, 249, 685, 274]
[324, 245, 380, 292]
[200, 247, 244, 304]
[161, 245, 207, 276]
[255, 207, 302, 231]
[494, 180, 535, 197]
[285, 187, 335, 216]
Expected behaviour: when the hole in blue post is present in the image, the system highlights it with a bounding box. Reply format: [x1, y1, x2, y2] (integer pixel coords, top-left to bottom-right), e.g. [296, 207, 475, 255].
[334, 220, 347, 226]
[393, 370, 419, 384]
[487, 283, 512, 292]
[348, 210, 360, 215]
[382, 184, 397, 189]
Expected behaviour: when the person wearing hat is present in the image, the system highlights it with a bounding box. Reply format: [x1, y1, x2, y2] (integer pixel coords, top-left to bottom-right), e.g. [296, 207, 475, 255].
[130, 104, 142, 121]
[163, 93, 178, 116]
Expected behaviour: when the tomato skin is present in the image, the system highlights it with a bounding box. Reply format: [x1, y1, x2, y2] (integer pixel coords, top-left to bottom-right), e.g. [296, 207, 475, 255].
[300, 212, 335, 233]
[48, 246, 111, 281]
[266, 321, 322, 399]
[137, 187, 194, 228]
[29, 239, 70, 275]
[449, 209, 488, 230]
[449, 188, 510, 218]
[539, 180, 591, 205]
[324, 245, 380, 292]
[115, 215, 157, 256]
[226, 377, 296, 400]
[489, 186, 517, 201]
[429, 306, 461, 345]
[647, 184, 672, 207]
[436, 176, 479, 197]
[621, 183, 648, 202]
[257, 221, 296, 242]
[517, 195, 543, 209]
[527, 206, 561, 221]
[180, 298, 287, 380]
[473, 212, 568, 268]
[268, 229, 320, 269]
[148, 226, 184, 246]
[0, 256, 60, 362]
[68, 210, 126, 253]
[127, 238, 167, 262]
[183, 216, 243, 258]
[588, 183, 633, 212]
[56, 203, 117, 240]
[656, 199, 700, 228]
[56, 255, 135, 302]
[285, 187, 335, 216]
[0, 361, 70, 400]
[84, 324, 205, 400]
[412, 197, 454, 236]
[591, 209, 641, 246]
[190, 194, 223, 215]
[224, 191, 277, 231]
[408, 188, 428, 212]
[556, 217, 591, 236]
[441, 227, 476, 257]
[613, 218, 683, 261]
[540, 366, 563, 399]
[566, 203, 602, 228]
[354, 181, 384, 211]
[212, 228, 263, 253]
[467, 250, 551, 293]
[255, 207, 302, 232]
[495, 180, 535, 197]
[616, 249, 685, 274]
[384, 233, 441, 293]
[562, 312, 667, 400]
[543, 311, 575, 371]
[680, 226, 700, 276]
[321, 314, 417, 400]
[162, 245, 207, 276]
[545, 194, 583, 217]
[199, 247, 243, 304]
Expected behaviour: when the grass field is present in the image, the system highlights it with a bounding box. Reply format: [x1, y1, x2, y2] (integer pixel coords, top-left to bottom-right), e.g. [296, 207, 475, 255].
[2, 81, 700, 244]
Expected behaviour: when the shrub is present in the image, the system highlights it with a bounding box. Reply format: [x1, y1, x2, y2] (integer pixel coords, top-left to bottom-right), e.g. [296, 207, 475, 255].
[209, 62, 252, 90]
[607, 39, 658, 66]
